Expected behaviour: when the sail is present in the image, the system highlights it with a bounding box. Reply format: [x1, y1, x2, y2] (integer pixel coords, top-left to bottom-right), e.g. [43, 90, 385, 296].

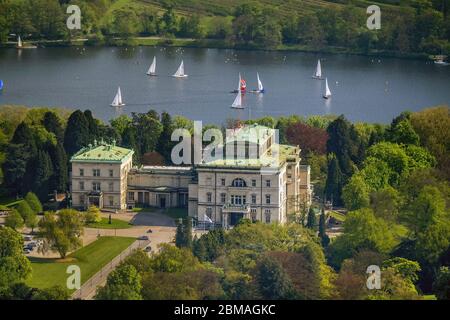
[147, 56, 156, 75]
[111, 87, 123, 106]
[257, 72, 264, 92]
[117, 87, 123, 105]
[324, 78, 331, 97]
[231, 92, 242, 108]
[314, 60, 322, 78]
[173, 60, 185, 77]
[17, 36, 22, 48]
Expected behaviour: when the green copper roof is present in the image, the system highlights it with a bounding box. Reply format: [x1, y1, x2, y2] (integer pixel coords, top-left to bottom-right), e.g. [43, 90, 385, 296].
[226, 124, 274, 144]
[71, 142, 134, 163]
[199, 144, 299, 169]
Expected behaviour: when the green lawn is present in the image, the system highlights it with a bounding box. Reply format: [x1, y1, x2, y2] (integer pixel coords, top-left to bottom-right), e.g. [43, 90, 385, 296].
[26, 236, 135, 290]
[328, 211, 346, 222]
[87, 217, 131, 229]
[0, 195, 23, 207]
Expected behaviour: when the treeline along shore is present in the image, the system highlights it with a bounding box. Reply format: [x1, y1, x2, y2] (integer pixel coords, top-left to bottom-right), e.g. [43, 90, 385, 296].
[1, 0, 449, 60]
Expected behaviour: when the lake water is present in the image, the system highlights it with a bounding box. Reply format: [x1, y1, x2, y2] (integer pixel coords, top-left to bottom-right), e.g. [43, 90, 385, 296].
[0, 46, 449, 124]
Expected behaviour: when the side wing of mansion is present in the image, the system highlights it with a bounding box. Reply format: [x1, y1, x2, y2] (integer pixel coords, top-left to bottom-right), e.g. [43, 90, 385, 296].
[70, 124, 312, 227]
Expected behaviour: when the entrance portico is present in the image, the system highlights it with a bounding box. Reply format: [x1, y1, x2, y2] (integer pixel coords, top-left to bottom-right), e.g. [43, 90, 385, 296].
[221, 203, 251, 228]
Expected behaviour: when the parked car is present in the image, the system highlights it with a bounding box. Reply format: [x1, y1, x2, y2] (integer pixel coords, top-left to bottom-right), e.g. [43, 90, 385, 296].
[27, 241, 37, 248]
[138, 235, 149, 241]
[23, 235, 33, 241]
[23, 248, 31, 254]
[146, 229, 153, 233]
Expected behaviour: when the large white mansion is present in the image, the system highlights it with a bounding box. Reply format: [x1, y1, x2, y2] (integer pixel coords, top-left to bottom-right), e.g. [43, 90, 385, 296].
[70, 124, 312, 228]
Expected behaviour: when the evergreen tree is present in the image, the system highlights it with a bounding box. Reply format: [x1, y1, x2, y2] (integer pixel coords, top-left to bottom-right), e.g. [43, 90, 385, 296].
[42, 111, 64, 144]
[326, 116, 361, 178]
[32, 150, 53, 201]
[318, 209, 330, 247]
[175, 219, 185, 248]
[84, 110, 99, 142]
[64, 110, 89, 157]
[325, 155, 344, 206]
[306, 207, 317, 229]
[48, 143, 68, 192]
[184, 218, 193, 249]
[156, 112, 174, 163]
[2, 144, 29, 194]
[11, 122, 37, 156]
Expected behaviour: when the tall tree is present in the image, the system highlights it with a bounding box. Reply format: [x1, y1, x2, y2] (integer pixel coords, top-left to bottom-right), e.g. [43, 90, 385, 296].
[64, 110, 89, 157]
[42, 111, 64, 144]
[48, 143, 68, 193]
[156, 112, 174, 163]
[32, 149, 53, 201]
[0, 227, 32, 294]
[324, 155, 344, 206]
[306, 207, 316, 229]
[254, 255, 297, 299]
[38, 209, 84, 258]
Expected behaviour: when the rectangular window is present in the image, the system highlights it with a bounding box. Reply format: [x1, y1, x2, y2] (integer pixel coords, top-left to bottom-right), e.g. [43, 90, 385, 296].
[79, 168, 84, 177]
[220, 193, 226, 203]
[108, 182, 114, 192]
[128, 192, 134, 201]
[92, 182, 101, 191]
[221, 178, 226, 186]
[93, 169, 100, 177]
[207, 192, 212, 203]
[206, 177, 212, 186]
[251, 179, 256, 187]
[206, 207, 212, 215]
[79, 181, 84, 191]
[109, 196, 114, 206]
[251, 208, 257, 222]
[109, 169, 114, 177]
[265, 194, 271, 204]
[79, 195, 85, 205]
[266, 180, 271, 187]
[265, 210, 271, 223]
[251, 194, 257, 204]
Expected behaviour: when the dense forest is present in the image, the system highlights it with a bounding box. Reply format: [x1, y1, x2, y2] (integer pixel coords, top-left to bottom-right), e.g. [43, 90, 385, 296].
[0, 104, 449, 299]
[0, 0, 449, 56]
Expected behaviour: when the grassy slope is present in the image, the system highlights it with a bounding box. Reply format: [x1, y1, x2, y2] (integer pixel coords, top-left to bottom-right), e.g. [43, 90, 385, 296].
[98, 0, 413, 28]
[86, 217, 132, 229]
[26, 236, 135, 290]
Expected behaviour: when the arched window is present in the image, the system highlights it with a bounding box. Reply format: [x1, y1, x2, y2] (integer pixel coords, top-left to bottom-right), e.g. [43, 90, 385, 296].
[232, 178, 247, 187]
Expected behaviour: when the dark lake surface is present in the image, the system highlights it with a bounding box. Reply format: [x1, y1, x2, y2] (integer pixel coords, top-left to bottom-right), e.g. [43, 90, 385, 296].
[0, 46, 449, 124]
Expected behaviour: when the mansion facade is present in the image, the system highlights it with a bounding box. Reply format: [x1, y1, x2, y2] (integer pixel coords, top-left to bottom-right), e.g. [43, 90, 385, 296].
[70, 125, 312, 227]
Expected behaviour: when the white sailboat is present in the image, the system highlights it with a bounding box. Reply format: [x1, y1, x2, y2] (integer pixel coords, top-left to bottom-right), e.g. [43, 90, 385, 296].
[147, 56, 157, 76]
[231, 91, 243, 109]
[172, 60, 188, 78]
[250, 72, 265, 93]
[231, 75, 244, 109]
[110, 87, 125, 107]
[312, 59, 323, 79]
[323, 78, 332, 99]
[256, 72, 265, 93]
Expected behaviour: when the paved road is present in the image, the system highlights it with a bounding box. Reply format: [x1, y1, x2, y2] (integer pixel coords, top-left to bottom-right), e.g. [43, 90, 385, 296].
[130, 210, 176, 227]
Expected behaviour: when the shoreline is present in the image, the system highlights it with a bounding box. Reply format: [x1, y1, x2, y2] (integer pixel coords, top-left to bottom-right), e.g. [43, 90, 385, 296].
[1, 37, 431, 61]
